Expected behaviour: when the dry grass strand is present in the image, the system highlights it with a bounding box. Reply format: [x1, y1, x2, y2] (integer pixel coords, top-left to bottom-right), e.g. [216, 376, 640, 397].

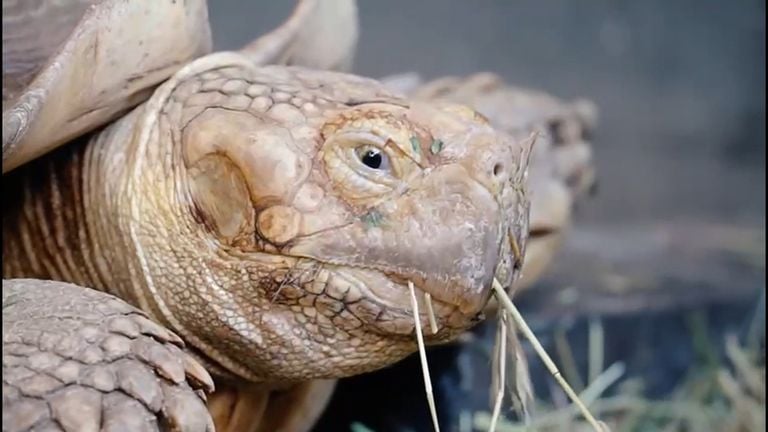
[492, 278, 609, 432]
[409, 281, 441, 432]
[424, 292, 439, 335]
[489, 310, 509, 432]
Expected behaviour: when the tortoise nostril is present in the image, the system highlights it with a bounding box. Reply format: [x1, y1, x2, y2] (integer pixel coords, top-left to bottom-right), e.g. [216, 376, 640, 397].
[492, 162, 504, 177]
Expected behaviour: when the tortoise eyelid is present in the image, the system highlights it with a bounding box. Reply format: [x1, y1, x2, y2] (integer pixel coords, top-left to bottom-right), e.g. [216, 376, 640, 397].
[384, 138, 426, 170]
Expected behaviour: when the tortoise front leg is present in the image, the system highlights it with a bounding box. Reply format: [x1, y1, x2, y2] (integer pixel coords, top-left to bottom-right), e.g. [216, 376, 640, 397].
[2, 279, 215, 432]
[208, 379, 337, 432]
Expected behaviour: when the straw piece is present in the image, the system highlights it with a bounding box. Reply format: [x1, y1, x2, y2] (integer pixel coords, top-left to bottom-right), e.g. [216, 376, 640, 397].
[489, 310, 508, 432]
[424, 292, 439, 335]
[509, 231, 523, 263]
[409, 281, 441, 432]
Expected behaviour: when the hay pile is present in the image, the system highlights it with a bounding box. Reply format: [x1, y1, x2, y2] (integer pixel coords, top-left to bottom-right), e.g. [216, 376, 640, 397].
[473, 317, 765, 432]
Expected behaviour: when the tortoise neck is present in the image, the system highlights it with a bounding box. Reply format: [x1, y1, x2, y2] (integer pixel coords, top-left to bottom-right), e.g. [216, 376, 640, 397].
[2, 126, 131, 300]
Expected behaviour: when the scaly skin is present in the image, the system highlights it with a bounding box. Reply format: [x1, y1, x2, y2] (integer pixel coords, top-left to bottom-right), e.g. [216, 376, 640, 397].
[3, 52, 531, 428]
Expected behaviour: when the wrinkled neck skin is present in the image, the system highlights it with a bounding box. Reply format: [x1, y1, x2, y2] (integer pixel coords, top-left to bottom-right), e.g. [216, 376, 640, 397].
[87, 53, 531, 385]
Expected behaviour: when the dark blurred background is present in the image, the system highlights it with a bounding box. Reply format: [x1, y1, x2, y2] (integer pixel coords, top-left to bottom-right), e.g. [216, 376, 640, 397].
[210, 1, 765, 431]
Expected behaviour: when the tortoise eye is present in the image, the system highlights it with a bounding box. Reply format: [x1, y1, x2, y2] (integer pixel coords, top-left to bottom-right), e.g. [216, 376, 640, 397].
[355, 146, 391, 171]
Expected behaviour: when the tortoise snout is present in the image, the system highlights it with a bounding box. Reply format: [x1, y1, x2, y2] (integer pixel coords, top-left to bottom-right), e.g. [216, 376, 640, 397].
[491, 160, 510, 184]
[461, 137, 515, 196]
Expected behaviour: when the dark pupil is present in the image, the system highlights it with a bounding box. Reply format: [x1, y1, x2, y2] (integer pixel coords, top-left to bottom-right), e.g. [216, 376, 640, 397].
[361, 149, 382, 169]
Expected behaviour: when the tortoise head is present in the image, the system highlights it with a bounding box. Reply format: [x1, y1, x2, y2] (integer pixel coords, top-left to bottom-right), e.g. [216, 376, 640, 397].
[407, 72, 598, 294]
[122, 55, 530, 382]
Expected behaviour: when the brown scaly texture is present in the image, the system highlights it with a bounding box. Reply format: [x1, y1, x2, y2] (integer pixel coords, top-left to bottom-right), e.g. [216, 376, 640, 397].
[4, 53, 531, 431]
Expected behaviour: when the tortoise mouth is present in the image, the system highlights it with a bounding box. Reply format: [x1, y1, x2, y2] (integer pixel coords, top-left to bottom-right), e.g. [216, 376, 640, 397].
[284, 255, 489, 339]
[296, 253, 490, 307]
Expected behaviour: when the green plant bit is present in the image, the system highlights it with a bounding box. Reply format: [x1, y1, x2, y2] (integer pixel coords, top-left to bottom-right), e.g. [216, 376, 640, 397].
[430, 138, 444, 154]
[580, 362, 626, 406]
[360, 209, 384, 228]
[588, 317, 605, 384]
[350, 422, 376, 432]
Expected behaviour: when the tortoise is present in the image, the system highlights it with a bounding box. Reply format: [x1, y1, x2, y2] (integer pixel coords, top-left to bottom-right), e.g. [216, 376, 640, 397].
[2, 1, 596, 431]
